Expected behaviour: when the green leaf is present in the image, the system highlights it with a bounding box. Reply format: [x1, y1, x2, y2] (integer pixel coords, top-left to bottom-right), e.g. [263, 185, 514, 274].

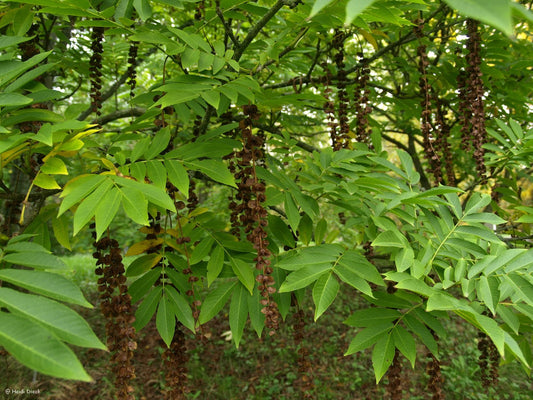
[131, 137, 151, 162]
[0, 312, 91, 381]
[372, 230, 405, 248]
[338, 250, 385, 286]
[0, 270, 92, 308]
[277, 244, 342, 271]
[52, 213, 71, 250]
[0, 288, 105, 350]
[279, 263, 332, 293]
[198, 280, 237, 324]
[119, 186, 149, 226]
[315, 218, 327, 245]
[247, 285, 265, 337]
[496, 304, 520, 335]
[309, 0, 334, 17]
[33, 173, 60, 190]
[165, 160, 189, 197]
[403, 314, 439, 356]
[372, 333, 395, 383]
[157, 294, 176, 347]
[59, 174, 106, 216]
[443, 0, 513, 36]
[230, 258, 255, 295]
[207, 245, 225, 287]
[345, 0, 379, 25]
[312, 272, 340, 321]
[41, 157, 68, 175]
[5, 241, 49, 253]
[154, 91, 200, 108]
[2, 251, 68, 270]
[126, 253, 162, 277]
[144, 128, 171, 160]
[345, 323, 394, 355]
[392, 325, 417, 368]
[268, 215, 295, 248]
[185, 159, 236, 188]
[469, 312, 505, 356]
[146, 160, 167, 189]
[0, 36, 32, 51]
[114, 176, 176, 212]
[133, 0, 152, 20]
[395, 278, 434, 297]
[504, 332, 530, 368]
[506, 273, 533, 306]
[334, 262, 373, 297]
[73, 179, 113, 235]
[190, 236, 214, 265]
[463, 213, 507, 225]
[477, 275, 499, 315]
[134, 286, 162, 331]
[229, 284, 249, 347]
[344, 308, 401, 327]
[129, 268, 162, 304]
[395, 247, 414, 272]
[463, 193, 492, 216]
[0, 92, 32, 106]
[201, 90, 220, 109]
[454, 225, 500, 243]
[165, 286, 195, 333]
[284, 192, 300, 233]
[95, 188, 121, 240]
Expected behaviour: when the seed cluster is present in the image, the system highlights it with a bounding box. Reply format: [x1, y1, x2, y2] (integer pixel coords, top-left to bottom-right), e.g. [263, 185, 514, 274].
[322, 65, 339, 152]
[386, 349, 403, 400]
[415, 19, 443, 185]
[229, 105, 280, 334]
[168, 186, 201, 322]
[332, 30, 350, 150]
[353, 53, 373, 146]
[435, 98, 455, 185]
[293, 309, 314, 397]
[163, 328, 189, 400]
[478, 331, 500, 387]
[458, 19, 487, 182]
[89, 27, 105, 117]
[92, 230, 136, 400]
[425, 332, 443, 400]
[127, 42, 138, 99]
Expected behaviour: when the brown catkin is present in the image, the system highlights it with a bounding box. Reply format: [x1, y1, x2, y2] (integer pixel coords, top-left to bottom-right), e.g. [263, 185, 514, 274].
[89, 27, 105, 117]
[163, 327, 189, 400]
[415, 19, 443, 185]
[386, 349, 403, 400]
[92, 228, 136, 400]
[353, 53, 373, 146]
[425, 332, 444, 400]
[293, 308, 314, 398]
[332, 30, 350, 150]
[465, 19, 487, 181]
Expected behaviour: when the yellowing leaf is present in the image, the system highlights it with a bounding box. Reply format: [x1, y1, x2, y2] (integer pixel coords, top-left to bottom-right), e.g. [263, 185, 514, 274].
[33, 173, 61, 190]
[126, 238, 164, 256]
[41, 157, 68, 175]
[359, 29, 378, 50]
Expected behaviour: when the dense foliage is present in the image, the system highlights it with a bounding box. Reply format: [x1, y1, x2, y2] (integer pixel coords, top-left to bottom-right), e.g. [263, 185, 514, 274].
[1, 0, 533, 398]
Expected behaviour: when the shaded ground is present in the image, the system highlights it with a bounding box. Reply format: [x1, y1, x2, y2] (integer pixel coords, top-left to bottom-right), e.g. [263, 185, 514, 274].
[1, 285, 532, 400]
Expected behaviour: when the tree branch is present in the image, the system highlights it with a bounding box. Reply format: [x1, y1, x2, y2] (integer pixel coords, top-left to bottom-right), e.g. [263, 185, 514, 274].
[234, 0, 286, 61]
[77, 48, 157, 121]
[91, 107, 146, 126]
[0, 189, 61, 201]
[216, 0, 240, 49]
[254, 27, 309, 73]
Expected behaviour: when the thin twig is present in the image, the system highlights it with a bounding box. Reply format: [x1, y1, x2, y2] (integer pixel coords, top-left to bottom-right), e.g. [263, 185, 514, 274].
[234, 0, 286, 61]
